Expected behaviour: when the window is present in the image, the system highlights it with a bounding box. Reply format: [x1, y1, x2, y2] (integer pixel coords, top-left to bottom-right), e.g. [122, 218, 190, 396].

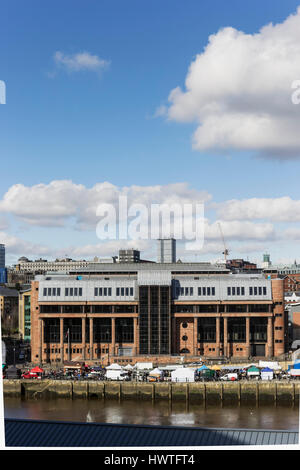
[104, 288, 107, 296]
[79, 288, 82, 296]
[74, 288, 78, 296]
[43, 288, 47, 296]
[57, 288, 61, 296]
[198, 287, 201, 296]
[207, 287, 211, 295]
[48, 288, 51, 296]
[185, 287, 189, 296]
[236, 287, 240, 295]
[202, 287, 206, 295]
[130, 287, 133, 296]
[108, 287, 112, 296]
[212, 287, 215, 296]
[126, 287, 129, 296]
[249, 287, 253, 295]
[241, 287, 245, 295]
[227, 287, 231, 296]
[116, 288, 120, 296]
[232, 287, 236, 295]
[190, 287, 193, 296]
[263, 287, 267, 295]
[70, 288, 73, 296]
[121, 288, 124, 296]
[94, 287, 98, 296]
[65, 288, 69, 296]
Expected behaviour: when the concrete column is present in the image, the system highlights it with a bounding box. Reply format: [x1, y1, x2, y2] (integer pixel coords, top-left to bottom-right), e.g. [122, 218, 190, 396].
[132, 317, 137, 356]
[111, 317, 116, 357]
[60, 318, 64, 363]
[89, 317, 93, 360]
[82, 317, 86, 360]
[246, 317, 250, 358]
[171, 317, 177, 354]
[223, 317, 228, 358]
[267, 316, 273, 358]
[39, 318, 43, 364]
[216, 316, 220, 356]
[193, 317, 198, 355]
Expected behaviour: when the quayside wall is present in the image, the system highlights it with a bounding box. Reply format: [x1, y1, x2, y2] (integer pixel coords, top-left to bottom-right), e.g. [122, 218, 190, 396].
[3, 380, 300, 405]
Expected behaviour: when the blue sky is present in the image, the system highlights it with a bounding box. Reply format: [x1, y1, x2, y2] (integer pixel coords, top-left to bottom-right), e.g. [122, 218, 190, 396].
[1, 0, 300, 265]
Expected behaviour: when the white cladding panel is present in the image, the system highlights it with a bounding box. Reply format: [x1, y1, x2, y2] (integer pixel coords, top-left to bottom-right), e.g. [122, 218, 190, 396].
[38, 274, 272, 301]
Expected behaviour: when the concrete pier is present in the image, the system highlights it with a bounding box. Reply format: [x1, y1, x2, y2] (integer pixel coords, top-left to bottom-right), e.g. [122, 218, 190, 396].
[3, 379, 300, 405]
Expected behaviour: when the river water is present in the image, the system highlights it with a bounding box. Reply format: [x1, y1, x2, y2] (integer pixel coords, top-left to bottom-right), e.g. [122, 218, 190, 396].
[4, 397, 299, 430]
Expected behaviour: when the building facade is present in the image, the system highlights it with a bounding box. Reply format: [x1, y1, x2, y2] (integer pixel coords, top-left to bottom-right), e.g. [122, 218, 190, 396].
[30, 263, 286, 364]
[0, 287, 19, 333]
[19, 289, 31, 342]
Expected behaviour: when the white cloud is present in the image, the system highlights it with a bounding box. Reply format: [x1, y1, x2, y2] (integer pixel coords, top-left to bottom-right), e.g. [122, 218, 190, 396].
[215, 196, 300, 222]
[54, 51, 110, 73]
[0, 180, 211, 230]
[0, 231, 51, 257]
[204, 220, 276, 242]
[165, 7, 300, 158]
[1, 180, 299, 264]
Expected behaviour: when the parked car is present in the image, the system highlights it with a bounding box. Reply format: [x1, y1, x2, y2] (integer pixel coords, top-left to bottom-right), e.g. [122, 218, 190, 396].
[220, 373, 238, 381]
[21, 371, 40, 379]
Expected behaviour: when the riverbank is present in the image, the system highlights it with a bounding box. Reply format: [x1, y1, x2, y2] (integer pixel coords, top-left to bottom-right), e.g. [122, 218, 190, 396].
[3, 379, 300, 405]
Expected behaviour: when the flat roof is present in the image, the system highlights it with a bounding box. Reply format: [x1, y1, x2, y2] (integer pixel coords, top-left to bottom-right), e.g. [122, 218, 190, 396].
[4, 418, 298, 447]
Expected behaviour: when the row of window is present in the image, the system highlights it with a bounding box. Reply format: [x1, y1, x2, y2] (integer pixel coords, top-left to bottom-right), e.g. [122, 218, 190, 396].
[177, 286, 267, 297]
[227, 286, 267, 296]
[94, 287, 134, 297]
[43, 287, 83, 297]
[43, 285, 268, 298]
[43, 287, 61, 297]
[177, 287, 216, 296]
[249, 287, 267, 296]
[44, 286, 134, 297]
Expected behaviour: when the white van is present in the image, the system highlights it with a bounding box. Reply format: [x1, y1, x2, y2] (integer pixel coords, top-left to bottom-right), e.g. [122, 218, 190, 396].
[220, 373, 238, 381]
[105, 370, 128, 381]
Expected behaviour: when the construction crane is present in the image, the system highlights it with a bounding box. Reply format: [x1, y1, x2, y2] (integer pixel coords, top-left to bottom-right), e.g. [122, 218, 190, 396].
[218, 222, 229, 263]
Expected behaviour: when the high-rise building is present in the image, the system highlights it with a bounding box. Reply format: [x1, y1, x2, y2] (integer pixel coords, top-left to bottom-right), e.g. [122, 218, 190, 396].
[157, 239, 176, 263]
[0, 244, 6, 283]
[0, 244, 5, 268]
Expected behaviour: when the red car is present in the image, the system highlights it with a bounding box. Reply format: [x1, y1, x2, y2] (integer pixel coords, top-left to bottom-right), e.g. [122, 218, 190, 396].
[21, 371, 40, 379]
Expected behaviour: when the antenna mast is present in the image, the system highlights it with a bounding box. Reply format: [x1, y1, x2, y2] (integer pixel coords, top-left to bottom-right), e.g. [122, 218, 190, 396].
[218, 222, 229, 263]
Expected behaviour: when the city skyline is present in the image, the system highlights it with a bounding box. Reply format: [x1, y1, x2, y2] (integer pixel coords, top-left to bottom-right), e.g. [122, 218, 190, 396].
[1, 1, 300, 265]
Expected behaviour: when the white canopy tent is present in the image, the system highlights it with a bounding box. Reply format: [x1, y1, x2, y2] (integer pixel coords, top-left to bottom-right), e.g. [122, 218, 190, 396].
[106, 363, 123, 370]
[149, 368, 162, 376]
[171, 368, 195, 383]
[133, 362, 153, 370]
[261, 368, 274, 381]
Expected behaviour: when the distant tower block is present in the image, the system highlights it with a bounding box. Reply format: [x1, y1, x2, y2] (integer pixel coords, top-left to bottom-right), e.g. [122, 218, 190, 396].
[0, 244, 5, 268]
[262, 253, 271, 269]
[157, 239, 176, 263]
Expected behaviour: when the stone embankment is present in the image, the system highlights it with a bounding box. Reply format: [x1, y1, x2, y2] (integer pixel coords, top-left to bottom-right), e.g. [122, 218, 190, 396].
[3, 380, 300, 405]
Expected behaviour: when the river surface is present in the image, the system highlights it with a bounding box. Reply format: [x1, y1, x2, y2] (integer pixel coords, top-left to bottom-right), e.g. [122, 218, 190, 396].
[4, 397, 299, 430]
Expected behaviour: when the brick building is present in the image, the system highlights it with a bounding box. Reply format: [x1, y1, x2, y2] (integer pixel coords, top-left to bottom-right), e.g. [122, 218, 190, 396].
[30, 263, 287, 364]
